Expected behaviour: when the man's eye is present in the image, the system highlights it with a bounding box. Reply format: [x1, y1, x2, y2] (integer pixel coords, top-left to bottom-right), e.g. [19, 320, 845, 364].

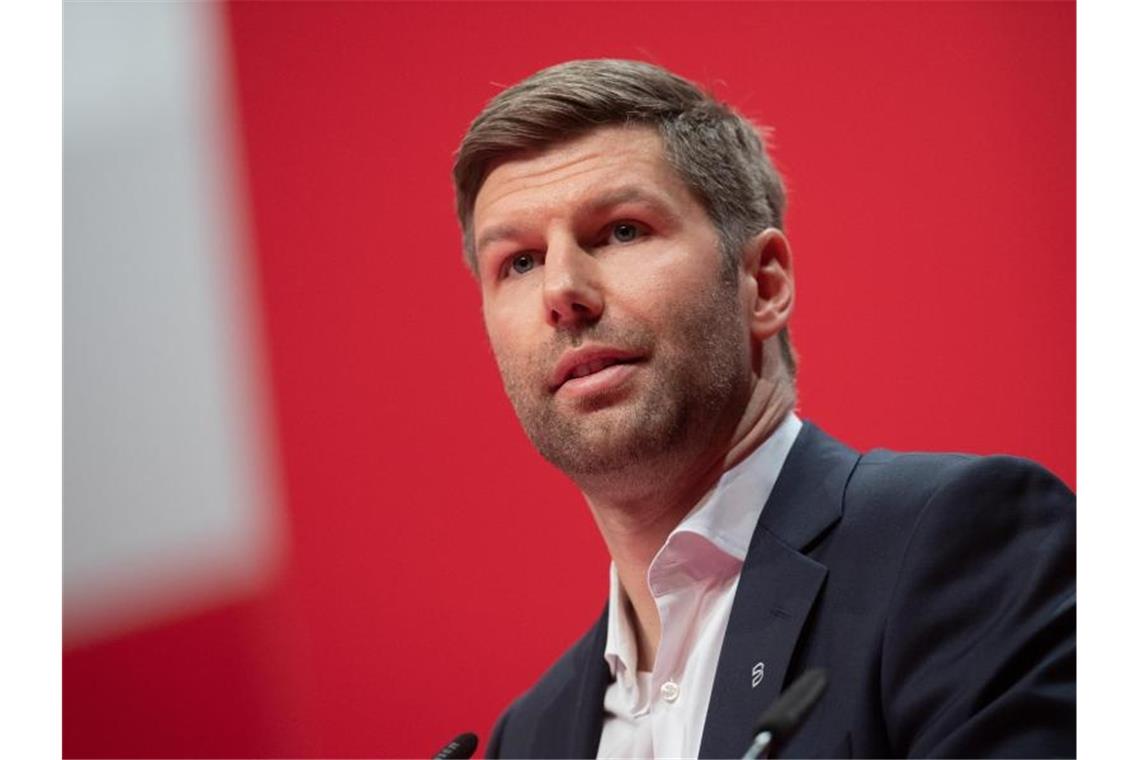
[609, 222, 644, 244]
[508, 253, 537, 276]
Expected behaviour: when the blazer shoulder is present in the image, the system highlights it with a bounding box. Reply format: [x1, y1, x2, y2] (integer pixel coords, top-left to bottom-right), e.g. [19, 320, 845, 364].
[848, 446, 1073, 521]
[864, 452, 1076, 756]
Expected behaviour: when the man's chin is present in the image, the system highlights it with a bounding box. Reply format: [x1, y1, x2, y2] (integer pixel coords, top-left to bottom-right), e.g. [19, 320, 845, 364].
[526, 403, 680, 477]
[535, 438, 645, 478]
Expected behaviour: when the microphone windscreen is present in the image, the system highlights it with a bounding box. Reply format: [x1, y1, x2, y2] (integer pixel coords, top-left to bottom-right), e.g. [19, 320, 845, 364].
[433, 731, 479, 760]
[752, 668, 827, 737]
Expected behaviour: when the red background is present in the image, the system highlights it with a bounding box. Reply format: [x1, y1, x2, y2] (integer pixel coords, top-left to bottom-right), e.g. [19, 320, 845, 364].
[64, 2, 1075, 756]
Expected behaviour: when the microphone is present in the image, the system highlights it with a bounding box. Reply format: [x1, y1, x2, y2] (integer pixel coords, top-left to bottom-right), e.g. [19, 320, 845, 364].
[742, 668, 827, 759]
[432, 731, 478, 760]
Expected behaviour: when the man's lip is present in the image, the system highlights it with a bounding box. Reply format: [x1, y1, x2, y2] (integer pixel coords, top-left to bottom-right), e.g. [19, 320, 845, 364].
[549, 346, 645, 392]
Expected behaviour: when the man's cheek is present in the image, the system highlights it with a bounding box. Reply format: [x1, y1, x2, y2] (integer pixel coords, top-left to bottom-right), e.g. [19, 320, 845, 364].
[487, 333, 517, 378]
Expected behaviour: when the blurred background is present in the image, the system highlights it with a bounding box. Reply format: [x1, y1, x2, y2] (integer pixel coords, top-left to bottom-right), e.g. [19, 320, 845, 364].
[63, 2, 1074, 757]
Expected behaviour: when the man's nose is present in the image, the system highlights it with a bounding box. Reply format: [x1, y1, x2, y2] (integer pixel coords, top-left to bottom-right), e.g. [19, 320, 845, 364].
[542, 235, 604, 329]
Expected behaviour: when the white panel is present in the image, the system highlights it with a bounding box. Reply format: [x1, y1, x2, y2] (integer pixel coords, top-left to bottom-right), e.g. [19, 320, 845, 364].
[64, 1, 282, 643]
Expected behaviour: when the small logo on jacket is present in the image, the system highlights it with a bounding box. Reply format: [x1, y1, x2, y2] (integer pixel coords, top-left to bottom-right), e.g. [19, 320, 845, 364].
[752, 661, 765, 688]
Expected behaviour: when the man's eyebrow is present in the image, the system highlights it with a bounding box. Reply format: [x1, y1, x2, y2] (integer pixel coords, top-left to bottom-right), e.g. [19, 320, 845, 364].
[475, 224, 524, 257]
[475, 187, 681, 255]
[583, 186, 680, 222]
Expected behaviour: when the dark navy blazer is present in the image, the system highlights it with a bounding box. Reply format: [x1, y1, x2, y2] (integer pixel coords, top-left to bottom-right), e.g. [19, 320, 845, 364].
[486, 422, 1076, 758]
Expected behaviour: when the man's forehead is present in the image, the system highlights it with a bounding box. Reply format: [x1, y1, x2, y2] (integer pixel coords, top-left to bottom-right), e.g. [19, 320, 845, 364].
[471, 126, 694, 232]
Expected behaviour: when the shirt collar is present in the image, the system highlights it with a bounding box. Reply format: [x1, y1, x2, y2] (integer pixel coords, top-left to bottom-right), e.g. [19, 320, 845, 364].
[604, 412, 804, 676]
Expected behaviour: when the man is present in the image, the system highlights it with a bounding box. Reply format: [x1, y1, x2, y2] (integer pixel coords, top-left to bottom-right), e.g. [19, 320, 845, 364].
[452, 60, 1075, 758]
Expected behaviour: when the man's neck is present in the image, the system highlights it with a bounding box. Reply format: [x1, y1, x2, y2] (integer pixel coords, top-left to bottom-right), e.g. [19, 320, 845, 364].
[580, 378, 796, 670]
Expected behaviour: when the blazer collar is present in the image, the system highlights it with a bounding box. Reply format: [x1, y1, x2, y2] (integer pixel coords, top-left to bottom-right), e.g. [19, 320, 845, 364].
[754, 420, 859, 551]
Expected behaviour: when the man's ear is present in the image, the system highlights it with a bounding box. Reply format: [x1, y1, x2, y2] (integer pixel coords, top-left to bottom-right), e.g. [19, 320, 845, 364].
[740, 228, 795, 343]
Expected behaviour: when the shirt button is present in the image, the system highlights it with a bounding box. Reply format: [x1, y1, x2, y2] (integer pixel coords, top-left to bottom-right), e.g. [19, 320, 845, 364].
[660, 679, 680, 703]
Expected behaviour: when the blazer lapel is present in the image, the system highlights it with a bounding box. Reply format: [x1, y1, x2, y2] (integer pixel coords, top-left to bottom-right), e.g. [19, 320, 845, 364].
[699, 422, 859, 759]
[566, 608, 612, 759]
[531, 605, 612, 758]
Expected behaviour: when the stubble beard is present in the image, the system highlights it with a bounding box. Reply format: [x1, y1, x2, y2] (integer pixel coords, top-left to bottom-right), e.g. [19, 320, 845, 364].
[496, 271, 750, 482]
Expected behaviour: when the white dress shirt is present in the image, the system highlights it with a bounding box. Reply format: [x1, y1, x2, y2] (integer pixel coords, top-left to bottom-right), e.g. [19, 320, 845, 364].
[597, 413, 803, 759]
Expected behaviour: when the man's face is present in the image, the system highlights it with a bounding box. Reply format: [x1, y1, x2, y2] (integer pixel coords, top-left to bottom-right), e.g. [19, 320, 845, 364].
[472, 126, 753, 478]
